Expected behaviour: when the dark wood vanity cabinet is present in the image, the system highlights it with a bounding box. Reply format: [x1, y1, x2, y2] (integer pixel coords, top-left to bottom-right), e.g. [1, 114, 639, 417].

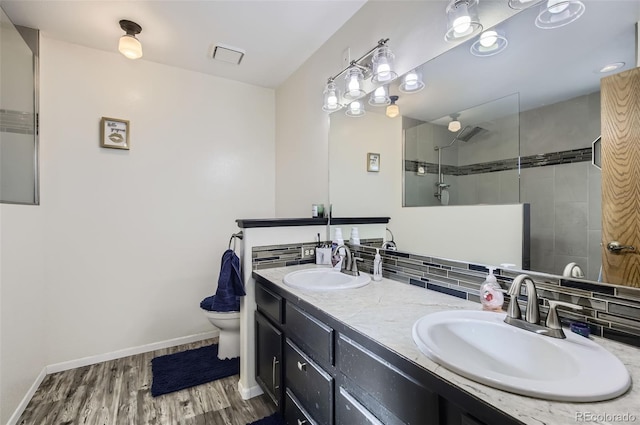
[255, 278, 522, 425]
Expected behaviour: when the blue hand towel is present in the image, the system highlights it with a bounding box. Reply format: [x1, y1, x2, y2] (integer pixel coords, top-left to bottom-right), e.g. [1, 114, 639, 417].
[202, 249, 245, 312]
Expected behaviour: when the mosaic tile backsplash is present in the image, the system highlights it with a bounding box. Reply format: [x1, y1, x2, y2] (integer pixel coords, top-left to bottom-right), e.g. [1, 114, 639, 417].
[252, 240, 640, 348]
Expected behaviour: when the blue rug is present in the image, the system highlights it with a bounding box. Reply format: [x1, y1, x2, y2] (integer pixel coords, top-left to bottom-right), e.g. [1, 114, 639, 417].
[247, 413, 285, 425]
[151, 344, 239, 397]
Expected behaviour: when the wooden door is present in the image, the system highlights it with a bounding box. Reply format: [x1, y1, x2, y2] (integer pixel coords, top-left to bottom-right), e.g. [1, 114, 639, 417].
[601, 67, 640, 287]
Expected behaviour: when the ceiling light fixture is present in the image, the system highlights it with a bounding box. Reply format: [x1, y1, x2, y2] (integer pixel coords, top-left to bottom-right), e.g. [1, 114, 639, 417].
[508, 0, 543, 10]
[599, 62, 625, 73]
[369, 85, 391, 106]
[445, 0, 483, 42]
[118, 20, 143, 60]
[470, 29, 508, 57]
[322, 80, 341, 112]
[386, 96, 400, 118]
[322, 38, 396, 113]
[448, 114, 461, 132]
[399, 69, 425, 93]
[535, 0, 585, 29]
[346, 101, 366, 117]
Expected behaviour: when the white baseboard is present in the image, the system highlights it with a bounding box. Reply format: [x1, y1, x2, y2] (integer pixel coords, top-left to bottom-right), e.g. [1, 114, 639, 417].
[6, 367, 47, 425]
[238, 380, 264, 400]
[46, 330, 219, 374]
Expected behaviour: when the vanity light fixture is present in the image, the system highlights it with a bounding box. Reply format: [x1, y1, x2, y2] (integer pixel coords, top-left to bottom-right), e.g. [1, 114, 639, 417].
[322, 38, 396, 112]
[346, 100, 366, 117]
[386, 96, 400, 118]
[445, 0, 483, 42]
[322, 80, 342, 112]
[470, 29, 508, 57]
[508, 0, 543, 10]
[369, 85, 391, 106]
[535, 0, 585, 29]
[448, 114, 461, 132]
[371, 45, 397, 83]
[399, 69, 425, 93]
[344, 67, 366, 100]
[118, 20, 143, 60]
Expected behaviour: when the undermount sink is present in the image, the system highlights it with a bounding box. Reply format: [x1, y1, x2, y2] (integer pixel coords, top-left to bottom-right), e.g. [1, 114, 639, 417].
[412, 310, 631, 402]
[283, 268, 370, 291]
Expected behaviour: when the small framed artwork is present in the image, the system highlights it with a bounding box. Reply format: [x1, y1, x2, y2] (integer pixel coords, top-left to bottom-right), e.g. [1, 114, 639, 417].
[367, 152, 380, 172]
[100, 117, 130, 150]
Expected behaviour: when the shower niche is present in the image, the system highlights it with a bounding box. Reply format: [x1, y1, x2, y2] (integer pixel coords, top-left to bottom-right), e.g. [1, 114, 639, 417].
[403, 93, 520, 207]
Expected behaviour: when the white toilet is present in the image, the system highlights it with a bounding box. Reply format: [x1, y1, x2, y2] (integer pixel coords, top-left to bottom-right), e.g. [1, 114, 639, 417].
[202, 309, 241, 360]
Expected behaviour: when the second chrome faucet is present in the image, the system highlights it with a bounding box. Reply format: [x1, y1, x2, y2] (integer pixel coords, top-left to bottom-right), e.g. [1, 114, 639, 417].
[504, 274, 583, 339]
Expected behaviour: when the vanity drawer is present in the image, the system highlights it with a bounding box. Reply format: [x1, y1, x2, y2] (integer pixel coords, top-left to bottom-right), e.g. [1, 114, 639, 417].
[285, 339, 333, 425]
[285, 302, 334, 364]
[256, 283, 283, 325]
[336, 334, 439, 425]
[336, 386, 383, 425]
[285, 388, 318, 425]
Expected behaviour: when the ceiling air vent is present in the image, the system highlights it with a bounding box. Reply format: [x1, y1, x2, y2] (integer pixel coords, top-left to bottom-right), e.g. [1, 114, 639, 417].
[211, 43, 245, 65]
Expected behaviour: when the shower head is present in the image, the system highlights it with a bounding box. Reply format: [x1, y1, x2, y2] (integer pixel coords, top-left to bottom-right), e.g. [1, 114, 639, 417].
[456, 125, 487, 142]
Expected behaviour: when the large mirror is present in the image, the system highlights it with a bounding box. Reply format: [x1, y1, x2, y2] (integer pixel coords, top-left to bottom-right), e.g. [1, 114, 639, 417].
[329, 1, 638, 284]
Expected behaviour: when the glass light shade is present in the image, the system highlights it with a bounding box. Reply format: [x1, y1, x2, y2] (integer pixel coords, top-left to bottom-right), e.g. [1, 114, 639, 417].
[343, 67, 366, 100]
[470, 29, 508, 57]
[508, 0, 543, 10]
[369, 86, 391, 106]
[535, 0, 585, 29]
[322, 81, 342, 112]
[386, 104, 399, 118]
[118, 35, 143, 59]
[448, 120, 462, 132]
[445, 0, 482, 42]
[399, 69, 425, 93]
[371, 46, 397, 83]
[345, 101, 366, 117]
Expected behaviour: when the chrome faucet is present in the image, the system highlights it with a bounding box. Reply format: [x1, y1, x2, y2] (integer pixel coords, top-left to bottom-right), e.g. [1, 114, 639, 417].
[332, 244, 360, 276]
[381, 241, 397, 251]
[505, 274, 583, 339]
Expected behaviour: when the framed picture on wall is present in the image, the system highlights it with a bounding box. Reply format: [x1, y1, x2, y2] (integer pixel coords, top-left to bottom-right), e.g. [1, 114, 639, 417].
[367, 152, 380, 172]
[100, 117, 130, 150]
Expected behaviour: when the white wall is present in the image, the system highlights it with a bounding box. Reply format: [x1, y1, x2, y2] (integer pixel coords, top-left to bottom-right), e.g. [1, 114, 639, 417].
[275, 1, 517, 217]
[1, 36, 276, 422]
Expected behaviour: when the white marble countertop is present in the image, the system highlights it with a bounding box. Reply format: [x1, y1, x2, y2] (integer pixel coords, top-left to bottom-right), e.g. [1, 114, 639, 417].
[254, 264, 640, 425]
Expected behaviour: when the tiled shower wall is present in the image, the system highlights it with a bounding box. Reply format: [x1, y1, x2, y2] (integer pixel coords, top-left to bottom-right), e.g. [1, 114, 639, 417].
[404, 91, 602, 280]
[252, 240, 640, 349]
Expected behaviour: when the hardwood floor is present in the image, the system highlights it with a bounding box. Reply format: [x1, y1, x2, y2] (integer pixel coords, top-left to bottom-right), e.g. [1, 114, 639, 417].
[18, 339, 276, 425]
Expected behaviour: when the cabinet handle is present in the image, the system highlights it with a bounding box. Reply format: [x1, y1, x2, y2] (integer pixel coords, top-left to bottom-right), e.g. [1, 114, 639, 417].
[272, 356, 280, 391]
[297, 419, 307, 425]
[297, 361, 307, 372]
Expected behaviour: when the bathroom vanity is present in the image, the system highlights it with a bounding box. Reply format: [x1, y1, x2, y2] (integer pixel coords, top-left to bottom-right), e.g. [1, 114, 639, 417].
[253, 264, 640, 425]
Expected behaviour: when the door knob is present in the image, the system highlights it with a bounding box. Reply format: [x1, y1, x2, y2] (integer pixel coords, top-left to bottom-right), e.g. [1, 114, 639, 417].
[607, 241, 636, 254]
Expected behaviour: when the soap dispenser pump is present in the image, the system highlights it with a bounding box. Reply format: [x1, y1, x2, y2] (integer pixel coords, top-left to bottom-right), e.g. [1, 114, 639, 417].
[480, 267, 504, 311]
[373, 248, 383, 281]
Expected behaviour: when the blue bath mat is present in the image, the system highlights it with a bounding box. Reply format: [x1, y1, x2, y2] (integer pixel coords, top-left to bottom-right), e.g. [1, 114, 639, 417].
[151, 344, 239, 397]
[247, 413, 285, 425]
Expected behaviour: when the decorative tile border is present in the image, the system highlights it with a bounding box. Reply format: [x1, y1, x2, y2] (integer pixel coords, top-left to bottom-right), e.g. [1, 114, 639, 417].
[405, 147, 592, 176]
[0, 109, 35, 135]
[252, 239, 640, 348]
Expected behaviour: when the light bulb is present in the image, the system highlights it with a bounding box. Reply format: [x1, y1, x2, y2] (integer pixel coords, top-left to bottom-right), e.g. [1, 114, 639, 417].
[118, 35, 143, 59]
[350, 101, 362, 112]
[386, 104, 399, 118]
[348, 76, 361, 97]
[479, 30, 498, 48]
[327, 94, 338, 107]
[453, 15, 472, 34]
[373, 87, 386, 103]
[376, 62, 392, 82]
[448, 120, 461, 132]
[547, 0, 569, 13]
[404, 71, 418, 88]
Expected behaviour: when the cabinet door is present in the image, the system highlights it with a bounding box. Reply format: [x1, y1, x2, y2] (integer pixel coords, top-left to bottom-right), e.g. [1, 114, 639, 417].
[256, 310, 283, 407]
[336, 387, 383, 425]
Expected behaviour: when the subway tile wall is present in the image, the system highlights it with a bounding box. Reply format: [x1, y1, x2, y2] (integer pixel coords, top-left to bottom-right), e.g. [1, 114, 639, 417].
[252, 240, 640, 349]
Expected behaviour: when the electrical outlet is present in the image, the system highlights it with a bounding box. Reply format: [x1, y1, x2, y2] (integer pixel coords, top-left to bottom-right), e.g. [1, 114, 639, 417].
[301, 247, 315, 259]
